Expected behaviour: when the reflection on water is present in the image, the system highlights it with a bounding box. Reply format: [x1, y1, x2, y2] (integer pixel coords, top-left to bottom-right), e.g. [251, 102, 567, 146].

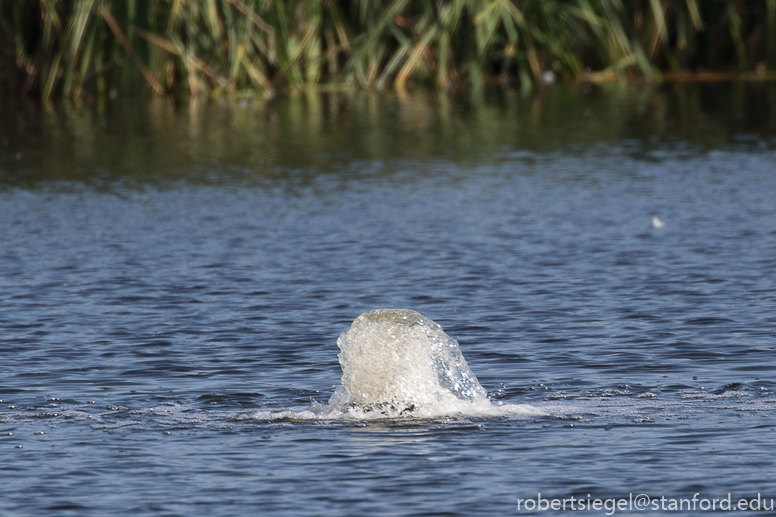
[2, 82, 776, 187]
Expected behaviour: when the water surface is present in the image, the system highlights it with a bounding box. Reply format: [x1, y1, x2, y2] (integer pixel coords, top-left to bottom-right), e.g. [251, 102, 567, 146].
[2, 84, 776, 516]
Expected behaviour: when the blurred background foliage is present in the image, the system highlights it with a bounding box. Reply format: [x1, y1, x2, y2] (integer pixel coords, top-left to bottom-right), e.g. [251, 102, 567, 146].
[2, 0, 776, 100]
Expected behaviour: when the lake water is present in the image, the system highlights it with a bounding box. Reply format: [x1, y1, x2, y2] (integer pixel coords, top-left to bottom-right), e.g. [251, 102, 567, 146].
[2, 84, 776, 516]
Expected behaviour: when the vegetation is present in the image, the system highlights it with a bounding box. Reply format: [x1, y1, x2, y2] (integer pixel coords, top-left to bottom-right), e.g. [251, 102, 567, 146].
[2, 0, 776, 100]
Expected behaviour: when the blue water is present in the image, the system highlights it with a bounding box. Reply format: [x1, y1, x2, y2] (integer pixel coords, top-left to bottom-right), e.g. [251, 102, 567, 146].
[2, 85, 776, 516]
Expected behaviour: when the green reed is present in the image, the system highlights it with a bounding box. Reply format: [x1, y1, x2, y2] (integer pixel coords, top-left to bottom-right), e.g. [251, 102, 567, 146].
[2, 0, 775, 100]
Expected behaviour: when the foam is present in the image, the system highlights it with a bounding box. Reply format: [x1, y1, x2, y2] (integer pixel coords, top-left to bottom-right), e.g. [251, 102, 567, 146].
[242, 400, 543, 422]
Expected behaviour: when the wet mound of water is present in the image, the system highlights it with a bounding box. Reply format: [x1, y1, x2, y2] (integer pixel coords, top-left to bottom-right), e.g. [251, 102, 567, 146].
[329, 309, 486, 412]
[324, 309, 536, 419]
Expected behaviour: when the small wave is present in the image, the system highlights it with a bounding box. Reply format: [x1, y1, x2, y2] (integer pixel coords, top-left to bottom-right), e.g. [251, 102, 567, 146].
[239, 400, 543, 422]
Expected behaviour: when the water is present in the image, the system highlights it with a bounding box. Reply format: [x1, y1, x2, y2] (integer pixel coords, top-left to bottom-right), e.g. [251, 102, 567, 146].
[2, 84, 776, 515]
[328, 309, 496, 418]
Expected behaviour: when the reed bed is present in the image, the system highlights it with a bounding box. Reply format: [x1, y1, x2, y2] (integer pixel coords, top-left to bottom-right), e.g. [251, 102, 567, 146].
[2, 0, 775, 100]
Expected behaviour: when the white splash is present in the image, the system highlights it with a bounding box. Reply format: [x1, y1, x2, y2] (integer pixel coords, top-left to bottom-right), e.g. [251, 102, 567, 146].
[651, 216, 665, 228]
[248, 309, 540, 421]
[331, 309, 487, 410]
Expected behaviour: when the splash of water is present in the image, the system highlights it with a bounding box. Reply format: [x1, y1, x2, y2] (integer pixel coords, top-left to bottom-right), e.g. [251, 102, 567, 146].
[326, 309, 538, 419]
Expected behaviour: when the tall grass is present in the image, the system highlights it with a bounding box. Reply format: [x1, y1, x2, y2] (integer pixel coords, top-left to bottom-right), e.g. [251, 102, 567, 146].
[2, 0, 775, 100]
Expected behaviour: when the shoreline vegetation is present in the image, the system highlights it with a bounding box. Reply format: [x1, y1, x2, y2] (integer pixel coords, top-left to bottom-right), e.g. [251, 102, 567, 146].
[2, 1, 776, 101]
